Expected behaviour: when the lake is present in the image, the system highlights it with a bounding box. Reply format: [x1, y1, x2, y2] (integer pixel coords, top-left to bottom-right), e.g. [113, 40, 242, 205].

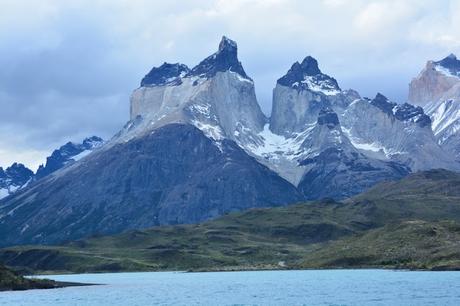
[1, 270, 460, 305]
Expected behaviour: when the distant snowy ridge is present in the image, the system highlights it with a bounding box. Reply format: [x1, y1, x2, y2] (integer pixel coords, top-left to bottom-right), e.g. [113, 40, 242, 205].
[0, 136, 104, 200]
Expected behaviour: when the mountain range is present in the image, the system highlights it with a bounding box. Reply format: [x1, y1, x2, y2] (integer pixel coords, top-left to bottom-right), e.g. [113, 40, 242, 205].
[0, 36, 459, 247]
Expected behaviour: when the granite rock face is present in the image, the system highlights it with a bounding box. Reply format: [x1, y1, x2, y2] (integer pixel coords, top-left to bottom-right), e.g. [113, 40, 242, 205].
[129, 36, 266, 148]
[270, 56, 345, 137]
[409, 54, 460, 107]
[340, 93, 457, 172]
[410, 54, 460, 160]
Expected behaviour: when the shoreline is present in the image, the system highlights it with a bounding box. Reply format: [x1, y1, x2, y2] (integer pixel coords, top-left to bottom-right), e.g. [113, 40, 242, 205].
[25, 265, 460, 277]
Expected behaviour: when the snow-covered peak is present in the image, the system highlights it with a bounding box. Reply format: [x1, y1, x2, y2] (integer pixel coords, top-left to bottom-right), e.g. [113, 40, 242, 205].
[0, 163, 34, 200]
[82, 136, 104, 149]
[277, 56, 340, 95]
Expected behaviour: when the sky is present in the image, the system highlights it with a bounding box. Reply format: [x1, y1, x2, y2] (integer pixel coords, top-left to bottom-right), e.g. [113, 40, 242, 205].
[1, 0, 460, 171]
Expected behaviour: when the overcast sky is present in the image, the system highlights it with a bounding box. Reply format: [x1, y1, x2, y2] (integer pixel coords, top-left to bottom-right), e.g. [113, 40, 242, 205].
[1, 0, 460, 171]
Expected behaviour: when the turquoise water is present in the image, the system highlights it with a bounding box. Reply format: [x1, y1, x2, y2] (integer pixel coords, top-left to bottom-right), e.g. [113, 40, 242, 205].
[1, 270, 460, 305]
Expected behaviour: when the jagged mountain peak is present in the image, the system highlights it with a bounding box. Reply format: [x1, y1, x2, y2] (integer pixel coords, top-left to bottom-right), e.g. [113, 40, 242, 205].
[218, 35, 237, 53]
[141, 62, 190, 87]
[82, 136, 104, 148]
[370, 93, 431, 127]
[188, 36, 251, 80]
[393, 103, 431, 128]
[299, 56, 321, 75]
[370, 93, 393, 115]
[35, 136, 104, 180]
[277, 55, 340, 95]
[0, 162, 34, 200]
[4, 163, 33, 179]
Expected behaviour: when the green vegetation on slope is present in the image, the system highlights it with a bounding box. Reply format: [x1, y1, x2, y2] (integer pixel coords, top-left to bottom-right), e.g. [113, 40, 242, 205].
[1, 169, 460, 273]
[0, 264, 66, 291]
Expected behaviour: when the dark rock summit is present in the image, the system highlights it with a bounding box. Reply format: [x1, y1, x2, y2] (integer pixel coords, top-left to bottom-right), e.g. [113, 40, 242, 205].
[370, 93, 431, 127]
[393, 103, 431, 128]
[434, 53, 460, 76]
[188, 36, 251, 80]
[277, 56, 340, 92]
[141, 63, 190, 87]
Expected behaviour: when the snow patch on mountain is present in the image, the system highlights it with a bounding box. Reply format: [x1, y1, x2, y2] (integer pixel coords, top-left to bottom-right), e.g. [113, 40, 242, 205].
[292, 76, 340, 96]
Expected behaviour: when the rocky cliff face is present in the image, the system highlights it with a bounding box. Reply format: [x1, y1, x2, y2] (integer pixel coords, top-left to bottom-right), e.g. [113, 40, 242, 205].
[269, 56, 352, 137]
[409, 54, 460, 160]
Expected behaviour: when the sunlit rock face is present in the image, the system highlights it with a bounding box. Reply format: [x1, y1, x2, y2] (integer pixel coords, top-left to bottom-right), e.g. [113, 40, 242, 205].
[409, 54, 460, 107]
[128, 36, 266, 148]
[410, 54, 460, 160]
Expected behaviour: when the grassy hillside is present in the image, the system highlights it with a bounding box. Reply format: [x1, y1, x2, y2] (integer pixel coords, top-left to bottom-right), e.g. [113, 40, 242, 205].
[1, 169, 460, 273]
[0, 264, 70, 291]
